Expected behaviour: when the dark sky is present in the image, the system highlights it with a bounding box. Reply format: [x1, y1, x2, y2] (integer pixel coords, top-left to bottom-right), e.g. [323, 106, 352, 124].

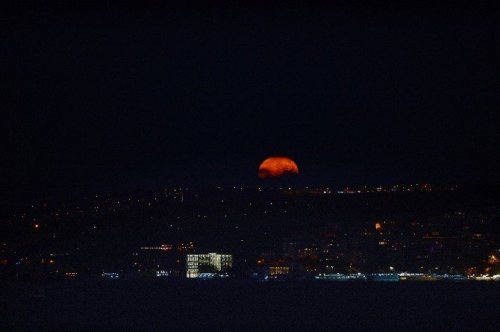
[1, 2, 499, 204]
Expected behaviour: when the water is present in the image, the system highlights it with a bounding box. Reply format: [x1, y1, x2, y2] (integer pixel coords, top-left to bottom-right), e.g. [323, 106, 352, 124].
[2, 280, 499, 331]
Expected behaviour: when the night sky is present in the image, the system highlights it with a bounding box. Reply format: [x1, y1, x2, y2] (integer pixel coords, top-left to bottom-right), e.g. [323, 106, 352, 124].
[2, 2, 499, 205]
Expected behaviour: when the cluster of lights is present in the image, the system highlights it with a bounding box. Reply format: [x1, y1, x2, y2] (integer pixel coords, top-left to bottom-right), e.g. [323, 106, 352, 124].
[338, 183, 434, 194]
[177, 242, 195, 251]
[102, 272, 120, 280]
[315, 273, 367, 281]
[473, 274, 500, 281]
[156, 270, 169, 277]
[269, 266, 290, 277]
[186, 253, 232, 278]
[140, 244, 173, 251]
[314, 272, 500, 282]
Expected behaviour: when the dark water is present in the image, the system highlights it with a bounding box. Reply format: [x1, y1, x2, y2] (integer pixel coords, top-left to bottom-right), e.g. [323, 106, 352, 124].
[1, 280, 499, 331]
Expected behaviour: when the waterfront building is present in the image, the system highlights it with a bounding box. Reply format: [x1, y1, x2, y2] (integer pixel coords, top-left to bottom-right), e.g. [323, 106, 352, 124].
[186, 253, 232, 278]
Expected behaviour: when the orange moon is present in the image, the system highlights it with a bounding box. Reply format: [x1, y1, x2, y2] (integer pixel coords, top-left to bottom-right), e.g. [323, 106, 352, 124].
[258, 157, 299, 178]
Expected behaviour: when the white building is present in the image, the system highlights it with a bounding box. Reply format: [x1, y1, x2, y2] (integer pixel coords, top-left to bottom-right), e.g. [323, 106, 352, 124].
[186, 253, 232, 278]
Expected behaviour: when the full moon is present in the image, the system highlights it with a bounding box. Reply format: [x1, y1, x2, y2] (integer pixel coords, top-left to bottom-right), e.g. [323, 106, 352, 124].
[258, 157, 299, 178]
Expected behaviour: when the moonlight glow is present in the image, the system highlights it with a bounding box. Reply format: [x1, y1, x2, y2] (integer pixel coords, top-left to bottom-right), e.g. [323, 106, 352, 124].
[258, 157, 299, 178]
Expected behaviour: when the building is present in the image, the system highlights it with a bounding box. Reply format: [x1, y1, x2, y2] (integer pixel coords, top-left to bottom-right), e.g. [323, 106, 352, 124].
[269, 266, 290, 279]
[186, 253, 232, 278]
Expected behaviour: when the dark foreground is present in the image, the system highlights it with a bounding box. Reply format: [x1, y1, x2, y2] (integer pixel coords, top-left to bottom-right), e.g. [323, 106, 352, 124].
[1, 280, 499, 331]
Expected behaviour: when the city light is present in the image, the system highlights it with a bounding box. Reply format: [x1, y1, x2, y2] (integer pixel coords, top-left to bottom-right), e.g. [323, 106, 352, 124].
[186, 253, 232, 278]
